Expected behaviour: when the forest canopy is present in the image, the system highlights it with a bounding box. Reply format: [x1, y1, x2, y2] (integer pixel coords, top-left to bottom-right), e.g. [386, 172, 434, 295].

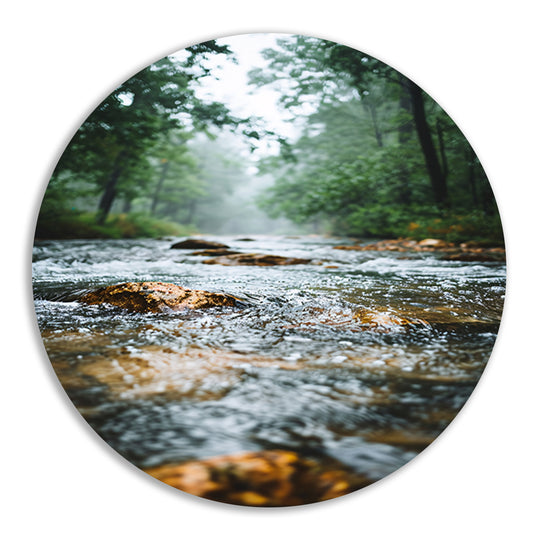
[36, 34, 503, 244]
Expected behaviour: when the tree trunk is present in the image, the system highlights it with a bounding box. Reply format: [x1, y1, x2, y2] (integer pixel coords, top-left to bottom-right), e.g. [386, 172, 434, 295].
[151, 160, 170, 216]
[185, 200, 197, 225]
[407, 80, 449, 208]
[466, 146, 479, 207]
[122, 197, 133, 213]
[397, 79, 413, 205]
[363, 100, 383, 148]
[96, 150, 126, 224]
[435, 117, 449, 179]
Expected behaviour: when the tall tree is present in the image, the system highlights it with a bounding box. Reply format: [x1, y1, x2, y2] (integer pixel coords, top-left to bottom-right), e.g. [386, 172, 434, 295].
[250, 35, 451, 209]
[53, 40, 244, 224]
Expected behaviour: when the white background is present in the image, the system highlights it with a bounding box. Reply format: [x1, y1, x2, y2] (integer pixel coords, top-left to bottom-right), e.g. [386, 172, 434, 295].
[1, 1, 531, 531]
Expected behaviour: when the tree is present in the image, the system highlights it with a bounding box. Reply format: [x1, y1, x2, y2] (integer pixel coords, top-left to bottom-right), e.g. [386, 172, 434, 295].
[250, 35, 498, 237]
[250, 35, 453, 209]
[52, 40, 244, 224]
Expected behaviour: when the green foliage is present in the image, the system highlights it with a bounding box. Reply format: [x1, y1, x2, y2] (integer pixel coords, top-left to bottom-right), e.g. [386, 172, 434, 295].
[35, 210, 193, 240]
[402, 210, 504, 244]
[251, 35, 502, 243]
[47, 40, 247, 228]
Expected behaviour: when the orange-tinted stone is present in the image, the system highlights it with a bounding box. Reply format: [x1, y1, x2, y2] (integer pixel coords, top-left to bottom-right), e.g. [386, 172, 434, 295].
[79, 282, 241, 312]
[203, 253, 310, 267]
[145, 450, 370, 506]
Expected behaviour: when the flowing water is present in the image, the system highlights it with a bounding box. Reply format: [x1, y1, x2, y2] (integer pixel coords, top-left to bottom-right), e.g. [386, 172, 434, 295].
[32, 235, 505, 484]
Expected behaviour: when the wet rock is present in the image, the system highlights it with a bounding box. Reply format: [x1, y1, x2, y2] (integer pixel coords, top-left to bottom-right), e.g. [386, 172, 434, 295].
[76, 345, 303, 401]
[334, 238, 461, 253]
[202, 253, 311, 267]
[442, 252, 504, 262]
[79, 282, 241, 312]
[332, 237, 498, 256]
[190, 249, 244, 256]
[333, 244, 364, 251]
[334, 239, 419, 252]
[235, 237, 255, 241]
[281, 303, 489, 336]
[145, 450, 370, 506]
[353, 309, 428, 329]
[363, 430, 436, 453]
[417, 238, 450, 248]
[170, 239, 230, 250]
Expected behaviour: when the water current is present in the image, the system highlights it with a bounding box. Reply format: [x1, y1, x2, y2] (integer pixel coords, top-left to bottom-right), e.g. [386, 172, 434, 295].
[32, 235, 505, 484]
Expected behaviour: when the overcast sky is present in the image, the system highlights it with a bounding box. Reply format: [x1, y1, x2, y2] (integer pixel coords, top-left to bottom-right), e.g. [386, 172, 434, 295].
[190, 33, 301, 151]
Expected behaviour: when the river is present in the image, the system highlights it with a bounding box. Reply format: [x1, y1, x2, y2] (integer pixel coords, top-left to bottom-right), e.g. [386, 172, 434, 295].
[32, 235, 505, 496]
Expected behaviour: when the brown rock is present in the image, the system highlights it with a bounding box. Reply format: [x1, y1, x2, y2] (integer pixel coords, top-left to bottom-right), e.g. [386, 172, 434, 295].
[363, 430, 436, 452]
[417, 238, 450, 248]
[459, 241, 484, 250]
[202, 253, 311, 267]
[145, 450, 370, 506]
[170, 239, 230, 250]
[76, 345, 303, 401]
[353, 309, 428, 329]
[190, 249, 244, 256]
[333, 245, 364, 251]
[79, 282, 241, 312]
[334, 239, 420, 252]
[441, 252, 503, 262]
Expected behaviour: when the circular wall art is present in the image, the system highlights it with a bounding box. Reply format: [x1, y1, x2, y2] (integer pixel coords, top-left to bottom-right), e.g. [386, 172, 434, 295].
[33, 33, 506, 507]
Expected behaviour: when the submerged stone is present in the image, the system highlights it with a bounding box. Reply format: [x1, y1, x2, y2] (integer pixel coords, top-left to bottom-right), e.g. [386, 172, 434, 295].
[145, 450, 370, 506]
[353, 309, 428, 329]
[170, 239, 230, 250]
[79, 281, 241, 312]
[74, 345, 303, 401]
[202, 253, 311, 267]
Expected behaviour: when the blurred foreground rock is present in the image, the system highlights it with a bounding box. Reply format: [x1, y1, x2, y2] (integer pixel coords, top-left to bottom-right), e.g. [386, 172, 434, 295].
[79, 282, 242, 312]
[145, 450, 370, 506]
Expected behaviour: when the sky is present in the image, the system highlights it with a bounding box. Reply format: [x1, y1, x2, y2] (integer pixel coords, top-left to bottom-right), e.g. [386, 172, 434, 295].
[185, 33, 301, 155]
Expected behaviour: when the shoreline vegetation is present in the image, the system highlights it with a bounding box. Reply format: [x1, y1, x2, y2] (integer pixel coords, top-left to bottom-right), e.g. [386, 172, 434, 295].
[37, 35, 504, 249]
[34, 208, 504, 247]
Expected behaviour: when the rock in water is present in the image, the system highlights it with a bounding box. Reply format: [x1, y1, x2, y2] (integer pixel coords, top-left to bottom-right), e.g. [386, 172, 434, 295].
[416, 238, 450, 248]
[79, 282, 241, 312]
[145, 450, 370, 506]
[190, 249, 244, 256]
[441, 252, 504, 262]
[170, 239, 229, 250]
[202, 253, 311, 266]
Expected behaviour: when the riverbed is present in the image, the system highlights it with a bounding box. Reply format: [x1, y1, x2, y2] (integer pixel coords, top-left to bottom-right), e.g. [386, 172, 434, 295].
[32, 235, 505, 495]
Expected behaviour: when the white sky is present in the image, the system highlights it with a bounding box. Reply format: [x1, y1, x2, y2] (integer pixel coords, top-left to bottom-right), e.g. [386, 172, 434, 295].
[189, 33, 301, 151]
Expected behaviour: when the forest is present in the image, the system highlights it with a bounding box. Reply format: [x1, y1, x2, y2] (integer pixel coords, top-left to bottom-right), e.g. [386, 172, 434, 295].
[36, 35, 503, 244]
[33, 34, 506, 506]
